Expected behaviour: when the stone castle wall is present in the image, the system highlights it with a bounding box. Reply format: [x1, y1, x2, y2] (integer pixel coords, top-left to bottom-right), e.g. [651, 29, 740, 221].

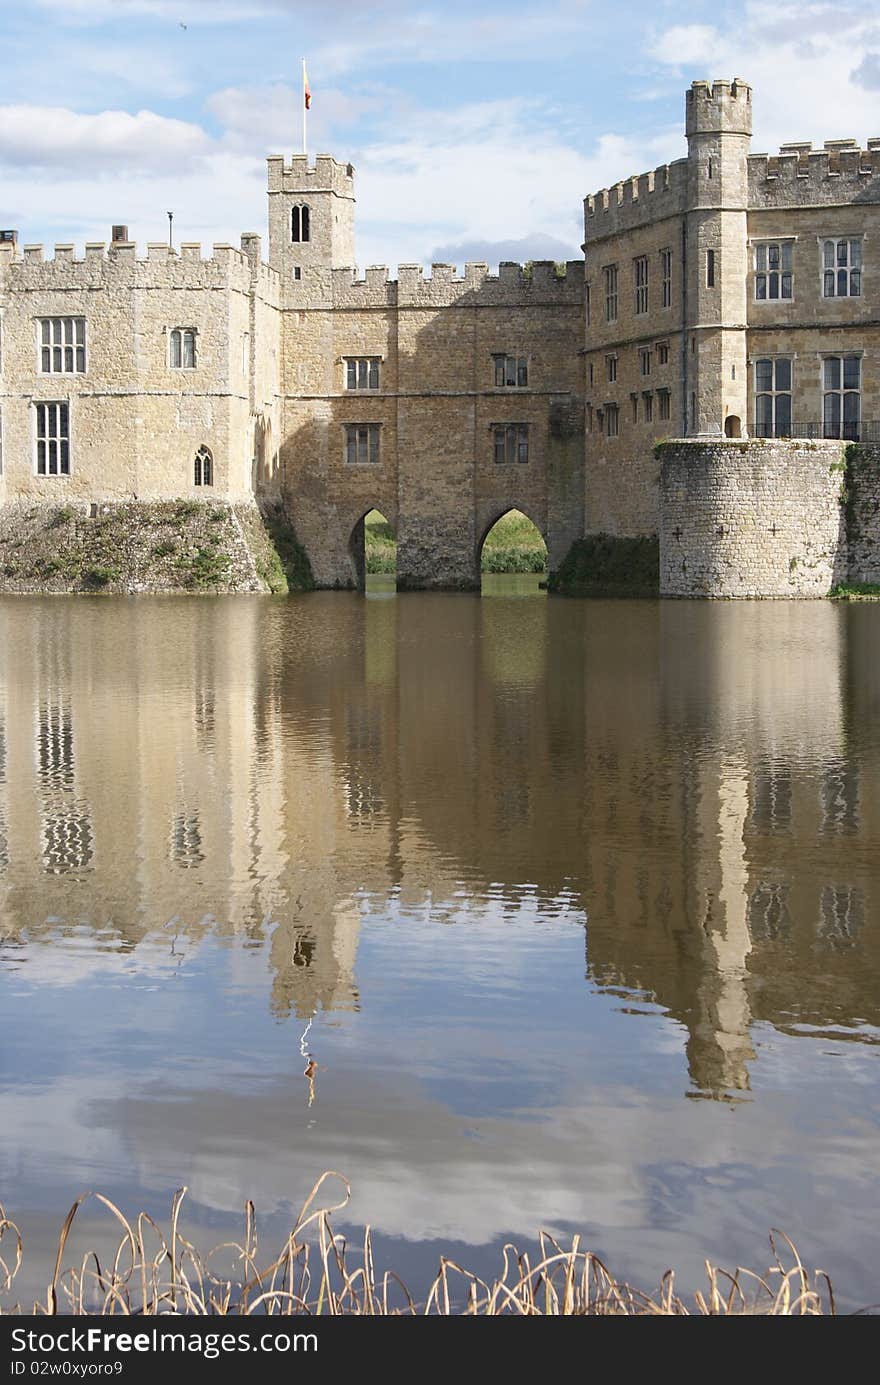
[0, 237, 281, 506]
[279, 261, 585, 588]
[845, 445, 880, 586]
[658, 439, 848, 597]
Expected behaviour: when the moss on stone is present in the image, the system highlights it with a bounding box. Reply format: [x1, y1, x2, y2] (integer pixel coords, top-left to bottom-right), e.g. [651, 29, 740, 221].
[254, 502, 315, 593]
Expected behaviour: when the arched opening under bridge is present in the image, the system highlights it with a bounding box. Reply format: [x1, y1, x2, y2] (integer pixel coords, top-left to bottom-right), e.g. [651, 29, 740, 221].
[479, 509, 548, 594]
[349, 508, 396, 592]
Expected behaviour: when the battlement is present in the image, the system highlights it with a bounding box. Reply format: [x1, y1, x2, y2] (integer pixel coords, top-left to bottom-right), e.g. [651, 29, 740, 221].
[0, 240, 255, 290]
[319, 259, 584, 310]
[266, 154, 355, 197]
[685, 78, 752, 137]
[584, 159, 688, 242]
[748, 140, 880, 208]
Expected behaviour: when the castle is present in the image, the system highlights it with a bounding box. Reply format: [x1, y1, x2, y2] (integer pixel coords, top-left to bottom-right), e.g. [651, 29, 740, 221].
[0, 78, 878, 596]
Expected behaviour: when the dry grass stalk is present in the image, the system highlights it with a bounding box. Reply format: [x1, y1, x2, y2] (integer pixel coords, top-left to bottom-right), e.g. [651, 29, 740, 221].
[0, 1175, 837, 1315]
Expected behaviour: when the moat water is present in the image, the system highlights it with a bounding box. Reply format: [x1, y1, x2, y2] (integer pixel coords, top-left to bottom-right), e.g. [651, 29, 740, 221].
[1, 582, 879, 1308]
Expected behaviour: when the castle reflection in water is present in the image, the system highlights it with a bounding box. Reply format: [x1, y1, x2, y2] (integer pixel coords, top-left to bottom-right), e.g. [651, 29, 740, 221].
[0, 593, 878, 1099]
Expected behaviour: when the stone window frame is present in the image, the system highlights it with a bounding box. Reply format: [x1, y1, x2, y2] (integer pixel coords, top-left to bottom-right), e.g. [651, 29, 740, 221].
[169, 327, 198, 371]
[604, 401, 619, 438]
[656, 340, 669, 366]
[193, 444, 213, 487]
[492, 353, 529, 388]
[751, 354, 793, 438]
[639, 347, 652, 378]
[603, 264, 618, 323]
[660, 248, 672, 309]
[820, 351, 861, 440]
[657, 388, 671, 422]
[630, 392, 638, 424]
[642, 390, 654, 423]
[605, 353, 617, 384]
[819, 236, 863, 299]
[344, 357, 381, 391]
[585, 283, 591, 327]
[34, 400, 71, 477]
[344, 422, 381, 466]
[37, 317, 86, 375]
[633, 255, 649, 315]
[291, 204, 311, 243]
[751, 238, 795, 302]
[491, 422, 529, 465]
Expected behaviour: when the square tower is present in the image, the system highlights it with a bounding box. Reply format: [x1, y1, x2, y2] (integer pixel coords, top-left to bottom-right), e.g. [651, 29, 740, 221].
[266, 154, 356, 279]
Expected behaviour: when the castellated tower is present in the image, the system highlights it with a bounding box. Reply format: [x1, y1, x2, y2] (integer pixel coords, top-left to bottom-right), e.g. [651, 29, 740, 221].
[266, 153, 356, 282]
[685, 79, 752, 436]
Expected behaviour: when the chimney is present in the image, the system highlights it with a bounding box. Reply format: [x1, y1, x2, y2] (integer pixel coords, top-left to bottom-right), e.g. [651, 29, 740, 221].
[111, 224, 130, 244]
[0, 229, 17, 247]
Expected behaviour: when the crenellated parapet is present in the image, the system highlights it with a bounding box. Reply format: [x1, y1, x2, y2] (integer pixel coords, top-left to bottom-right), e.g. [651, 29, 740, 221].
[748, 140, 880, 208]
[289, 259, 585, 312]
[266, 153, 355, 197]
[685, 78, 752, 137]
[584, 161, 688, 242]
[0, 240, 255, 292]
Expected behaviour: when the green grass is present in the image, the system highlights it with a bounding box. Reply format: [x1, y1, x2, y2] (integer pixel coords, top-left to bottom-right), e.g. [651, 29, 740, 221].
[257, 503, 315, 592]
[829, 582, 880, 600]
[365, 510, 397, 574]
[481, 510, 547, 574]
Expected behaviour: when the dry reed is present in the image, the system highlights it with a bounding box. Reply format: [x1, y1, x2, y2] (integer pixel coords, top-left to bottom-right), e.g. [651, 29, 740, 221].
[0, 1173, 838, 1315]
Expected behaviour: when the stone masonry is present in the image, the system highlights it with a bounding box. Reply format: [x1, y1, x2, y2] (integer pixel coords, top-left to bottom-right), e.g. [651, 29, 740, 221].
[0, 77, 878, 596]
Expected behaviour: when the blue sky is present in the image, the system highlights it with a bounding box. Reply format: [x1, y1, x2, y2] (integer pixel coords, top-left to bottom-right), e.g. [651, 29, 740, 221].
[1, 1, 878, 269]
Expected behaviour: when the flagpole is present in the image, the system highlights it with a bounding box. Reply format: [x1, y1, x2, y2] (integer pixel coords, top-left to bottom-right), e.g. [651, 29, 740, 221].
[302, 57, 307, 157]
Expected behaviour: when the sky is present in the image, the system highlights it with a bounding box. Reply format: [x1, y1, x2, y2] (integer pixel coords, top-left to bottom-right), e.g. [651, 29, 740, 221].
[1, 0, 878, 271]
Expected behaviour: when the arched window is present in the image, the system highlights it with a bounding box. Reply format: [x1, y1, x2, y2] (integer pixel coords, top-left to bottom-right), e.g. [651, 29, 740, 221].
[194, 445, 213, 487]
[170, 328, 197, 369]
[291, 204, 310, 243]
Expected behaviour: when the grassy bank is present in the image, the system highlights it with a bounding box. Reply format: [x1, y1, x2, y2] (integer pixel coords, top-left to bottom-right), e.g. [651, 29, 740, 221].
[363, 508, 549, 576]
[0, 1176, 837, 1315]
[829, 582, 880, 600]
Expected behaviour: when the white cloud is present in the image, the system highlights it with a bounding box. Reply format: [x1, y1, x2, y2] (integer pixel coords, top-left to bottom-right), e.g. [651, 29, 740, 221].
[649, 24, 719, 66]
[648, 2, 880, 150]
[0, 105, 210, 174]
[352, 111, 681, 269]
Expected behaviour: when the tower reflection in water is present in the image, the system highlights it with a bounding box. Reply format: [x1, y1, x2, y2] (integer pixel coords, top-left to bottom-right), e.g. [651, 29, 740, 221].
[0, 595, 877, 1102]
